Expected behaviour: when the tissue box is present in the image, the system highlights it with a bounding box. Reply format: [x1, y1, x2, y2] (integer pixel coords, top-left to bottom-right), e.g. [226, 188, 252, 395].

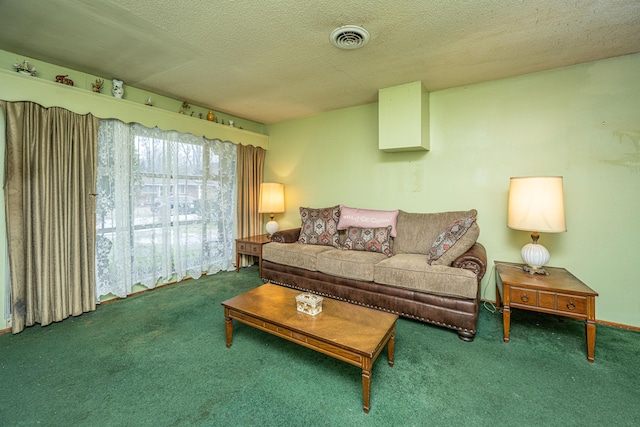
[296, 292, 323, 316]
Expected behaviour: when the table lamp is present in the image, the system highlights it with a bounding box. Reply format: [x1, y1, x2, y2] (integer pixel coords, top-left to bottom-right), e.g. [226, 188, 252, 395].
[258, 182, 285, 236]
[507, 176, 566, 274]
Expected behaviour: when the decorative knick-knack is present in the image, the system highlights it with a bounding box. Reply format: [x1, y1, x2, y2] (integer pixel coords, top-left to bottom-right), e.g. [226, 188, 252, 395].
[92, 79, 104, 93]
[13, 60, 36, 76]
[112, 79, 124, 98]
[145, 97, 153, 106]
[207, 110, 215, 121]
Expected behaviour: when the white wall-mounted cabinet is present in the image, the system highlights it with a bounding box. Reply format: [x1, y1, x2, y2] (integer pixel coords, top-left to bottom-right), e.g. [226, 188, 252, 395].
[378, 81, 429, 152]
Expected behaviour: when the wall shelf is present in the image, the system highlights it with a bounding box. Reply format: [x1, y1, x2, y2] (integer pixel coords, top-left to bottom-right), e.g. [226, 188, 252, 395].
[0, 69, 269, 149]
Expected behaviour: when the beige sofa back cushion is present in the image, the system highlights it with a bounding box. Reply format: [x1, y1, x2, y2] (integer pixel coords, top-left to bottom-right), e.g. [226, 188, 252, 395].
[393, 209, 478, 256]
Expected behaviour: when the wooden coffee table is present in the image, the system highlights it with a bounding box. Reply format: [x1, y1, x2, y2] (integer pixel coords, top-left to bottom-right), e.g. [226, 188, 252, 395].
[221, 283, 398, 413]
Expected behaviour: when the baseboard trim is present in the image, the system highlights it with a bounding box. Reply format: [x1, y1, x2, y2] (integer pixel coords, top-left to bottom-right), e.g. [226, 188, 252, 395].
[99, 279, 184, 305]
[596, 319, 640, 332]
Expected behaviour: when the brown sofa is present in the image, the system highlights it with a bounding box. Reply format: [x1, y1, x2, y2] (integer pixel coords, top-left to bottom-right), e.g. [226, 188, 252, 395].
[261, 208, 487, 341]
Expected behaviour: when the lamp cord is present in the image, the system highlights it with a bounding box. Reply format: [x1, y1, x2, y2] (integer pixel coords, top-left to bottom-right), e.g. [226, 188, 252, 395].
[481, 265, 502, 314]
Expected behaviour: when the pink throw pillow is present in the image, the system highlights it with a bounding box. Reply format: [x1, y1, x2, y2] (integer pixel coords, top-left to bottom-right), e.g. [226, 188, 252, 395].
[337, 205, 399, 237]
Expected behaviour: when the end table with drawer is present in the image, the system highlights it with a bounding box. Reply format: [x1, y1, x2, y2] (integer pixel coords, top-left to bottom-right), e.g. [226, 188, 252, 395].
[494, 261, 599, 362]
[235, 234, 271, 276]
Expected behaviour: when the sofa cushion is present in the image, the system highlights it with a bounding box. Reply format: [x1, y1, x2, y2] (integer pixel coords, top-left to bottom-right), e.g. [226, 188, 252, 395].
[342, 226, 393, 257]
[298, 205, 341, 247]
[393, 209, 478, 256]
[317, 249, 387, 282]
[262, 242, 334, 272]
[337, 205, 399, 237]
[373, 254, 478, 299]
[430, 221, 480, 266]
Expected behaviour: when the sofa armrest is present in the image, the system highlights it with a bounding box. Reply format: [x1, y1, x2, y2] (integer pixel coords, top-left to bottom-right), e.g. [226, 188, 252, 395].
[270, 228, 301, 243]
[452, 242, 487, 281]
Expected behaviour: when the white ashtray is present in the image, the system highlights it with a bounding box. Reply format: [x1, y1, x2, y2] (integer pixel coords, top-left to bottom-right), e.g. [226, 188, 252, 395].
[296, 292, 323, 316]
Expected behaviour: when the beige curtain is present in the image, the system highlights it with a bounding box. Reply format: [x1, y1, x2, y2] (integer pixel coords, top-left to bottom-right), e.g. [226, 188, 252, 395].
[2, 101, 98, 333]
[236, 144, 265, 268]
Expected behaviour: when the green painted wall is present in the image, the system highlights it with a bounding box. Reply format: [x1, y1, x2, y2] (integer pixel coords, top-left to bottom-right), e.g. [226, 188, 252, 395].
[265, 54, 640, 328]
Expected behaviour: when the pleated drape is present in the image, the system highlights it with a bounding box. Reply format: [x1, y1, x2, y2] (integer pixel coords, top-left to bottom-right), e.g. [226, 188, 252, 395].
[236, 144, 265, 268]
[2, 101, 98, 333]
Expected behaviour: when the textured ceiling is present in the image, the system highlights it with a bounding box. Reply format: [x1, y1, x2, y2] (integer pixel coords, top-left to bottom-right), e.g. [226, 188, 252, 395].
[1, 0, 639, 124]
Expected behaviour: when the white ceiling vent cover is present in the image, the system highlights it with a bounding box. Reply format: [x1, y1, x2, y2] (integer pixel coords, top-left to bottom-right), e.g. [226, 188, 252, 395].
[330, 25, 370, 50]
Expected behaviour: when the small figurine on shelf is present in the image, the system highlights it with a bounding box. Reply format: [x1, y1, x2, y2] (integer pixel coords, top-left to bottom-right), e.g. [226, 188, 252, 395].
[145, 97, 153, 106]
[207, 110, 215, 121]
[13, 60, 36, 76]
[92, 79, 104, 93]
[112, 79, 124, 98]
[179, 101, 190, 114]
[229, 120, 234, 127]
[55, 75, 74, 86]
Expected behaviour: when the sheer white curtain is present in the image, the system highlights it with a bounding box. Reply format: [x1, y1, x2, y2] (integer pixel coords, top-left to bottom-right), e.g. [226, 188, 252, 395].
[95, 120, 237, 300]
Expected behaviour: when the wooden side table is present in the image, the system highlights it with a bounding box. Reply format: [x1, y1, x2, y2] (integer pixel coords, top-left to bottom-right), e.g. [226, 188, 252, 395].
[235, 234, 271, 276]
[495, 261, 599, 362]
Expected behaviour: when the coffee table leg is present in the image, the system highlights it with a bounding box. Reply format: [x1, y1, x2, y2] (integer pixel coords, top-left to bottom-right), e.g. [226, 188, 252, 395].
[224, 308, 233, 348]
[362, 358, 372, 413]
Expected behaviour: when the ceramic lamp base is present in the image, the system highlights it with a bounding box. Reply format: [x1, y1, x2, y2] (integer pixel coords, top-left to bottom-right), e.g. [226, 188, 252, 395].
[265, 220, 279, 236]
[521, 242, 550, 275]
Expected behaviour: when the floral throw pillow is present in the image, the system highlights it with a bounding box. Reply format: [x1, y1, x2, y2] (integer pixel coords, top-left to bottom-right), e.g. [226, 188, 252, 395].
[428, 216, 476, 265]
[298, 205, 341, 247]
[342, 226, 393, 257]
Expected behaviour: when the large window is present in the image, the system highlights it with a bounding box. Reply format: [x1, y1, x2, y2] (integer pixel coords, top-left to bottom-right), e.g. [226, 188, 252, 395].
[96, 120, 237, 300]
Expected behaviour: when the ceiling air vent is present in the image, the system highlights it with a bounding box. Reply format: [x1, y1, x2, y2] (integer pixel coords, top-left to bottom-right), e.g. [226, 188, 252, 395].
[330, 25, 370, 50]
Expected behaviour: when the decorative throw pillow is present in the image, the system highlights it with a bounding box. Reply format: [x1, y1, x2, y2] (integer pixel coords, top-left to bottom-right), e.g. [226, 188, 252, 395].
[298, 205, 341, 247]
[428, 216, 477, 265]
[342, 226, 393, 257]
[337, 205, 400, 237]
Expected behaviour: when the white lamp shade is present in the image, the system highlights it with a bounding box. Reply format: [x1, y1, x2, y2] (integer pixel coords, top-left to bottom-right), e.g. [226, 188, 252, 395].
[258, 182, 285, 214]
[508, 176, 566, 233]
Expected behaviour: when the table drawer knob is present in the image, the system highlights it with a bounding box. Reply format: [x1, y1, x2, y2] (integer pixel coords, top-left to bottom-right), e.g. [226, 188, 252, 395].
[520, 294, 529, 303]
[566, 300, 576, 310]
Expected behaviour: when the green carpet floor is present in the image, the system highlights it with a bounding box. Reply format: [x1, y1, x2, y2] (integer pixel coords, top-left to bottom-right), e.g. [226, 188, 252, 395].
[1, 266, 638, 426]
